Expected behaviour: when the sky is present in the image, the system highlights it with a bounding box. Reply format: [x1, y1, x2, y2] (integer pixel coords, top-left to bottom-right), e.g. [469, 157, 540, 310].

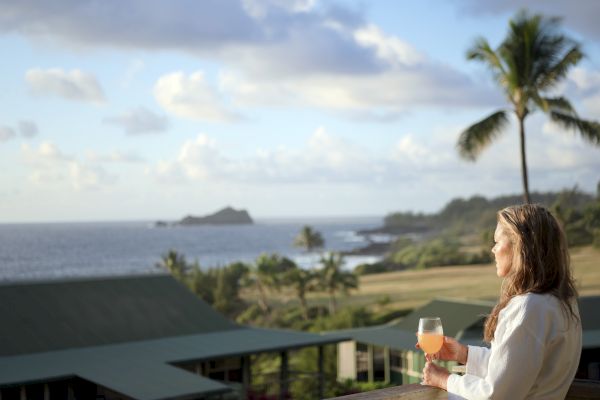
[1, 0, 599, 223]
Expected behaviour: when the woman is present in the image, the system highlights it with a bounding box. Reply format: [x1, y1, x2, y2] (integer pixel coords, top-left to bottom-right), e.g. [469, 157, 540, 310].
[421, 204, 582, 399]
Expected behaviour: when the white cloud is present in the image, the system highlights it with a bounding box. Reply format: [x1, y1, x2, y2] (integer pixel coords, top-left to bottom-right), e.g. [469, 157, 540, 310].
[21, 141, 73, 164]
[354, 24, 424, 67]
[569, 68, 600, 92]
[3, 1, 494, 115]
[150, 128, 386, 185]
[21, 142, 119, 190]
[85, 150, 144, 164]
[566, 68, 600, 118]
[103, 107, 168, 135]
[392, 135, 431, 162]
[154, 71, 242, 122]
[176, 134, 228, 180]
[242, 0, 316, 18]
[69, 162, 117, 191]
[18, 120, 38, 138]
[25, 68, 106, 103]
[220, 63, 495, 118]
[458, 0, 600, 42]
[0, 126, 16, 142]
[21, 142, 72, 184]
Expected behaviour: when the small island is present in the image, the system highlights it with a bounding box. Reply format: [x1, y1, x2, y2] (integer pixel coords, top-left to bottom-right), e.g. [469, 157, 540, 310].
[155, 206, 253, 227]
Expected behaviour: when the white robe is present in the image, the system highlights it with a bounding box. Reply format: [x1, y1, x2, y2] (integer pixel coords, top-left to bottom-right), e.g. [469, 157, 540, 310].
[447, 293, 582, 399]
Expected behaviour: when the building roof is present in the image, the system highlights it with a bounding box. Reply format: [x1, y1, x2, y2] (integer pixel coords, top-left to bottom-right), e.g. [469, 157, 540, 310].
[327, 298, 493, 350]
[328, 296, 600, 350]
[0, 274, 349, 399]
[0, 274, 239, 356]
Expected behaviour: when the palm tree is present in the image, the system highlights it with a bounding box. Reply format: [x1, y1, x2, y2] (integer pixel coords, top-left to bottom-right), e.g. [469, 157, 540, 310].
[293, 225, 325, 252]
[156, 249, 188, 280]
[285, 267, 318, 320]
[318, 252, 358, 315]
[458, 10, 600, 203]
[244, 253, 296, 314]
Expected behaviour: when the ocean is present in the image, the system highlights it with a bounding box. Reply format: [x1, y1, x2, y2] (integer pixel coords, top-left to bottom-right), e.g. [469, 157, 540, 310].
[0, 217, 386, 282]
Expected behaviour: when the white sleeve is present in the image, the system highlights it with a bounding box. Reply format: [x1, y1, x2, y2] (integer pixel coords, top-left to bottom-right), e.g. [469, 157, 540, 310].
[446, 299, 545, 400]
[465, 345, 490, 378]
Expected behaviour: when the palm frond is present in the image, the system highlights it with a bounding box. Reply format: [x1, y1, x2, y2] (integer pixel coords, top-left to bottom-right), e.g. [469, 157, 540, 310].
[533, 95, 577, 115]
[550, 111, 600, 145]
[467, 38, 507, 86]
[537, 46, 583, 90]
[457, 110, 509, 161]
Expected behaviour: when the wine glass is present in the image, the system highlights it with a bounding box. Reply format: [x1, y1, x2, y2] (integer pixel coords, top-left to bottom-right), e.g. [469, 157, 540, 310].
[418, 317, 444, 384]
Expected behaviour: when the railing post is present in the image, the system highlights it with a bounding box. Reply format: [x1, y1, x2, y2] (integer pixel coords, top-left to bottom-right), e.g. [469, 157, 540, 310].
[318, 345, 325, 400]
[242, 355, 251, 397]
[280, 351, 288, 400]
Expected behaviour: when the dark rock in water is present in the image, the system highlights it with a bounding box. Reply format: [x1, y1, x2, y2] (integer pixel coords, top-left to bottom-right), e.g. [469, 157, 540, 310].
[154, 221, 169, 228]
[341, 241, 392, 256]
[178, 206, 253, 225]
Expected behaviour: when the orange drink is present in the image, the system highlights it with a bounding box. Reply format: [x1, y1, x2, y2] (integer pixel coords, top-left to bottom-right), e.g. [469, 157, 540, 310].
[418, 333, 443, 354]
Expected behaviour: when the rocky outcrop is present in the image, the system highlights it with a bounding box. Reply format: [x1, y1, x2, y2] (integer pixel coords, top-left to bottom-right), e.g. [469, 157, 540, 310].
[178, 206, 253, 225]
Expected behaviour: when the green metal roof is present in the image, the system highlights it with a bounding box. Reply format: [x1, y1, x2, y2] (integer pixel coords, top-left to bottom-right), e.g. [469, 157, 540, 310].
[326, 298, 493, 350]
[0, 274, 350, 399]
[327, 296, 600, 351]
[0, 327, 344, 400]
[392, 298, 492, 337]
[0, 274, 239, 356]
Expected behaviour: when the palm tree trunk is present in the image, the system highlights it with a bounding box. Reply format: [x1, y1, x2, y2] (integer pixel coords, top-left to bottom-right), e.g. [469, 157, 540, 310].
[329, 290, 337, 315]
[299, 294, 309, 320]
[518, 116, 531, 204]
[257, 282, 270, 314]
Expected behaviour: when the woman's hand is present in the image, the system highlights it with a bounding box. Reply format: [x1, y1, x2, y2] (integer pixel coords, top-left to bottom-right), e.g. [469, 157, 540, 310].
[415, 336, 468, 364]
[422, 361, 450, 389]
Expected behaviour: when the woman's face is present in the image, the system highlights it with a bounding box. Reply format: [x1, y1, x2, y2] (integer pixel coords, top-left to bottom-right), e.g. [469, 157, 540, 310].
[492, 223, 513, 277]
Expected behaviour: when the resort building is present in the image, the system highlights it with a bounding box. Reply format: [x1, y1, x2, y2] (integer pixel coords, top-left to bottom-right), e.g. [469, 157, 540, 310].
[0, 274, 349, 400]
[333, 297, 600, 385]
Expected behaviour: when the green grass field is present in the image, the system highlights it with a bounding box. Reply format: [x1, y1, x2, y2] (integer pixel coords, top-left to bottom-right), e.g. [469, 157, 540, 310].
[240, 246, 600, 320]
[305, 245, 600, 313]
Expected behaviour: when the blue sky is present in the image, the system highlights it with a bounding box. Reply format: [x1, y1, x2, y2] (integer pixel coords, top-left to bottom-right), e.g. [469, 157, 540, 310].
[1, 0, 599, 223]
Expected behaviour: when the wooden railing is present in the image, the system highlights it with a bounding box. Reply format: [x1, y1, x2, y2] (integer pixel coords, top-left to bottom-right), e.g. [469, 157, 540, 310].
[326, 380, 600, 400]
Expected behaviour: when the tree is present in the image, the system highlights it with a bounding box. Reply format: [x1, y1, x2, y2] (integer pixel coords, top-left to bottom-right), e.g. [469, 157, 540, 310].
[213, 262, 249, 315]
[286, 267, 318, 320]
[318, 252, 358, 315]
[187, 264, 216, 304]
[458, 10, 600, 204]
[156, 249, 188, 280]
[293, 225, 325, 252]
[244, 253, 297, 314]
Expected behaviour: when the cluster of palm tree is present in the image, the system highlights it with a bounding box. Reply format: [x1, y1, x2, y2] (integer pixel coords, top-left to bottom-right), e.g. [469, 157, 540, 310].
[157, 225, 358, 320]
[244, 253, 358, 320]
[292, 225, 358, 316]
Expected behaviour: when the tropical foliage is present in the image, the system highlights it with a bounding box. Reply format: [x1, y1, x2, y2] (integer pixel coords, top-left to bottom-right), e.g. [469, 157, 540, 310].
[318, 252, 358, 315]
[389, 237, 492, 270]
[293, 225, 325, 252]
[243, 253, 297, 313]
[156, 249, 189, 280]
[458, 10, 600, 203]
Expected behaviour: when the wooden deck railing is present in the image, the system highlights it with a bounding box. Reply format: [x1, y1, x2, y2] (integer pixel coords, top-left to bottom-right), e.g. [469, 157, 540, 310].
[326, 379, 600, 400]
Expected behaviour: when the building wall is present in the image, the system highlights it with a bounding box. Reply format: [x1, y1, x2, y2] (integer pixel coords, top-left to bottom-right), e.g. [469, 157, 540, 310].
[337, 343, 458, 386]
[338, 341, 357, 380]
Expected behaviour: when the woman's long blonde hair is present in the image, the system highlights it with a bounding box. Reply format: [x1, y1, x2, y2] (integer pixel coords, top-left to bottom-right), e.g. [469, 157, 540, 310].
[483, 204, 578, 342]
